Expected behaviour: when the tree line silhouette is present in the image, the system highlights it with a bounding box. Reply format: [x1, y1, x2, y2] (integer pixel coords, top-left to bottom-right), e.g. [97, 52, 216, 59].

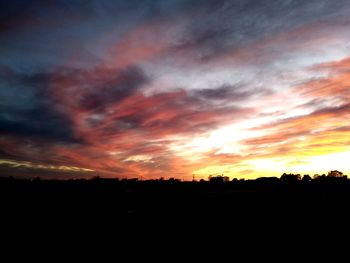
[1, 169, 349, 245]
[2, 169, 346, 184]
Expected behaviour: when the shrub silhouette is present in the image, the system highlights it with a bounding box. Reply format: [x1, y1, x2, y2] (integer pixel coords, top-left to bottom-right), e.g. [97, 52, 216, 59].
[280, 173, 301, 183]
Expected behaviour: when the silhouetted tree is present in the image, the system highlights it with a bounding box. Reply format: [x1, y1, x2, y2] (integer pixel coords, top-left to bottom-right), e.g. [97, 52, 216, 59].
[280, 173, 301, 183]
[128, 178, 139, 182]
[302, 174, 312, 182]
[209, 175, 229, 183]
[32, 176, 41, 182]
[313, 174, 326, 181]
[168, 178, 180, 183]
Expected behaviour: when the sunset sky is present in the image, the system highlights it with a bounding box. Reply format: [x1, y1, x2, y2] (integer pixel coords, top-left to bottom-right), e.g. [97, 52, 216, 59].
[1, 0, 350, 180]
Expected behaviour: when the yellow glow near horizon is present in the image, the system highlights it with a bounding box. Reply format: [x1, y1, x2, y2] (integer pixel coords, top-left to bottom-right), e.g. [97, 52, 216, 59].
[285, 150, 350, 175]
[192, 150, 350, 180]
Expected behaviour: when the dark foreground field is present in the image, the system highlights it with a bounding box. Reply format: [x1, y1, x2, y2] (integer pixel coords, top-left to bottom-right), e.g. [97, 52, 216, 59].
[1, 176, 349, 250]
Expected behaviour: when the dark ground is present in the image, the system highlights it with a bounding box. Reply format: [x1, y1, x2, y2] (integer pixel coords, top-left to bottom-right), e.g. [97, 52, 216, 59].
[1, 176, 349, 253]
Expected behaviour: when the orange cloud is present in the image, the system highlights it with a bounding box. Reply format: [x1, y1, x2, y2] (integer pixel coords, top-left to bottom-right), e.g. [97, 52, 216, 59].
[298, 57, 350, 102]
[234, 57, 350, 176]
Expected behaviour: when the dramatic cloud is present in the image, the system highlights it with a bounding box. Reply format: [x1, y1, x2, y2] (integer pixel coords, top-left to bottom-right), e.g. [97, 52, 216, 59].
[1, 0, 350, 179]
[0, 67, 77, 142]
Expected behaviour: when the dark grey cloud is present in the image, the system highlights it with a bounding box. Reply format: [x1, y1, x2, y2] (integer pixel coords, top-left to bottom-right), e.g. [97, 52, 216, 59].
[0, 102, 76, 142]
[173, 0, 350, 60]
[0, 67, 77, 142]
[0, 64, 150, 142]
[2, 0, 350, 69]
[195, 85, 246, 100]
[193, 84, 270, 101]
[78, 67, 148, 110]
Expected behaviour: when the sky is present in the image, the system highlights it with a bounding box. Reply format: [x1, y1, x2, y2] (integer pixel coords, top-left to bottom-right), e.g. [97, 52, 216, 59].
[1, 0, 350, 180]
